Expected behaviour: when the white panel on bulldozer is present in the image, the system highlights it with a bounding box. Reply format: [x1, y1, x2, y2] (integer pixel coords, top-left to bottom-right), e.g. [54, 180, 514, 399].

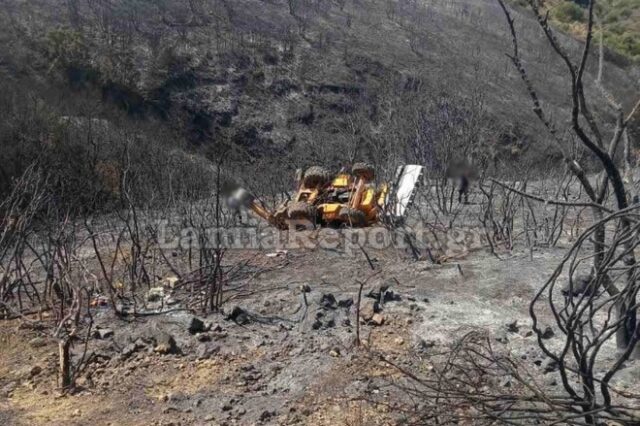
[391, 165, 424, 218]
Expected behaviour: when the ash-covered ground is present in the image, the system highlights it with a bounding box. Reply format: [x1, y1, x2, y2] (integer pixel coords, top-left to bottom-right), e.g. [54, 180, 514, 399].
[3, 225, 638, 425]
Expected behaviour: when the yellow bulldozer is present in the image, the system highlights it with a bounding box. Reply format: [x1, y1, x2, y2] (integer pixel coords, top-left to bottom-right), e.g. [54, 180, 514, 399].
[228, 163, 424, 230]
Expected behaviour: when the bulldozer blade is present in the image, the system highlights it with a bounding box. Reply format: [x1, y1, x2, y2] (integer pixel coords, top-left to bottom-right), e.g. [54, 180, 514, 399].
[389, 164, 424, 220]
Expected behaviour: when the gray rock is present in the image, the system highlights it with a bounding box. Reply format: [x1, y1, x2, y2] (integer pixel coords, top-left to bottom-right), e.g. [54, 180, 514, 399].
[152, 331, 178, 354]
[337, 298, 353, 308]
[359, 300, 381, 321]
[225, 306, 251, 325]
[197, 333, 212, 342]
[562, 273, 595, 297]
[320, 293, 337, 309]
[188, 317, 209, 334]
[383, 290, 401, 303]
[367, 284, 400, 303]
[196, 344, 220, 359]
[299, 284, 311, 293]
[121, 343, 140, 359]
[541, 326, 555, 339]
[370, 313, 385, 326]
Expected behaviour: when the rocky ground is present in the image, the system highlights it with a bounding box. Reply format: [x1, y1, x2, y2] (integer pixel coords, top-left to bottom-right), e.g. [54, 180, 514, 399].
[3, 228, 638, 426]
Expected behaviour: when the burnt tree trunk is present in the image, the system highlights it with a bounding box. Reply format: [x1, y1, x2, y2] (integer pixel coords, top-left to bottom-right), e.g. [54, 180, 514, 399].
[58, 337, 72, 389]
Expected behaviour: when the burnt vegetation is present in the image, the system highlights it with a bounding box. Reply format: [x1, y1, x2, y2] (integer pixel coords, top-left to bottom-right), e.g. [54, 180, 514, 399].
[0, 0, 639, 425]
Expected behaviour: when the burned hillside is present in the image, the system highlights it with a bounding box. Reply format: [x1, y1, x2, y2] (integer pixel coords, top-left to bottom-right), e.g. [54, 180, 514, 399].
[1, 0, 638, 193]
[2, 1, 640, 425]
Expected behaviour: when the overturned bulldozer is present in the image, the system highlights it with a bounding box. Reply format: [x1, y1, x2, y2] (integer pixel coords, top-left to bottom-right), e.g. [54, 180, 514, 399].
[228, 163, 423, 230]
